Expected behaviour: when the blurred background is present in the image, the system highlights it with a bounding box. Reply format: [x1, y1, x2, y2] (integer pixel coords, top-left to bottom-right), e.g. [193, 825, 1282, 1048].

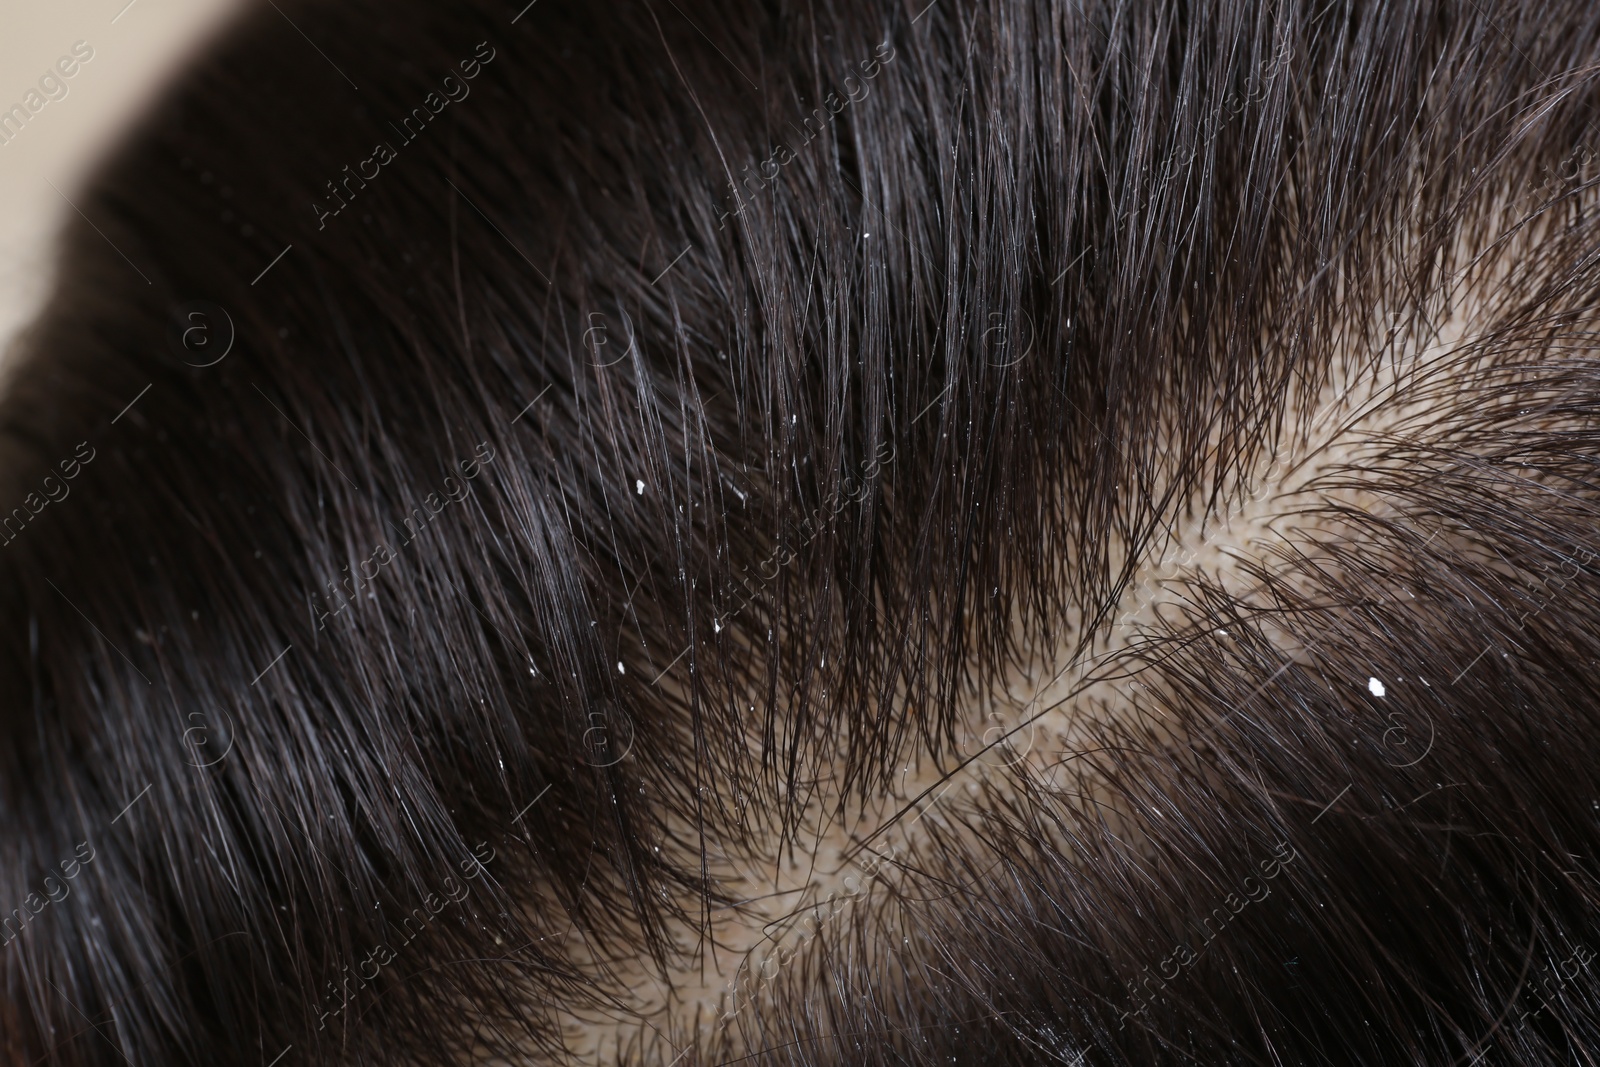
[0, 0, 245, 373]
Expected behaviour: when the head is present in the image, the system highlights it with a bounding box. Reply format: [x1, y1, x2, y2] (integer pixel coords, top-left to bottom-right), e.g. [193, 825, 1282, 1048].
[6, 0, 1600, 1064]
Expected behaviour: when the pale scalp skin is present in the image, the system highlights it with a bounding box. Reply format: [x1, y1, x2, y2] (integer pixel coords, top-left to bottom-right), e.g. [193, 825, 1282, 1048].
[520, 225, 1562, 1065]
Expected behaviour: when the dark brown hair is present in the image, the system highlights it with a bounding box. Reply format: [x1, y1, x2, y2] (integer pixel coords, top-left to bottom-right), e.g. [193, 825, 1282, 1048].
[6, 0, 1600, 1063]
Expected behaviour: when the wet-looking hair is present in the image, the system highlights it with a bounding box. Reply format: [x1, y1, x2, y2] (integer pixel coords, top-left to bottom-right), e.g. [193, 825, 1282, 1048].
[7, 0, 1600, 1063]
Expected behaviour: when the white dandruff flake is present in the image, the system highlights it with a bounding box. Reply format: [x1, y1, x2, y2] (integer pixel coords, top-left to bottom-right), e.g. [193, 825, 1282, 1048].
[635, 479, 645, 494]
[1368, 676, 1386, 698]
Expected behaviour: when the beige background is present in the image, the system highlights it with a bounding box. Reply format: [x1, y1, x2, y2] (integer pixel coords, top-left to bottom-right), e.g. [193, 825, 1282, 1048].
[0, 0, 246, 369]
